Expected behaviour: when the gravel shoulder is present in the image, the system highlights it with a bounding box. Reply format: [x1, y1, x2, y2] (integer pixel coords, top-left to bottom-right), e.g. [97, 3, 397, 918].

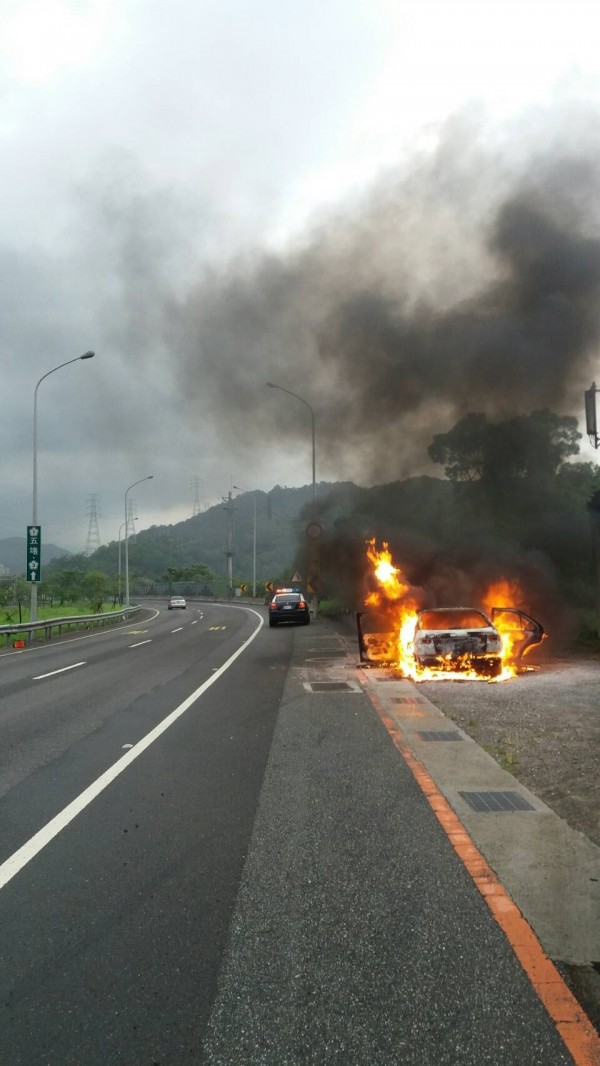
[418, 648, 600, 1031]
[418, 651, 600, 850]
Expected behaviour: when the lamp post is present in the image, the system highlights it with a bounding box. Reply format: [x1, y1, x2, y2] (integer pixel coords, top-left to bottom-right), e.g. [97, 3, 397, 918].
[266, 382, 315, 508]
[117, 520, 136, 605]
[124, 477, 153, 607]
[267, 382, 318, 616]
[233, 486, 257, 596]
[31, 351, 95, 623]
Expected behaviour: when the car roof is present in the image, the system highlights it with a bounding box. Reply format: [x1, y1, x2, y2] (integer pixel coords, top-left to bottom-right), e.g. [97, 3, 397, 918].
[418, 607, 492, 627]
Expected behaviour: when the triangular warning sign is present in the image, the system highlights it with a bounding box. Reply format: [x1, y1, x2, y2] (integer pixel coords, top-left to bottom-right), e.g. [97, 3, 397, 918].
[291, 571, 302, 583]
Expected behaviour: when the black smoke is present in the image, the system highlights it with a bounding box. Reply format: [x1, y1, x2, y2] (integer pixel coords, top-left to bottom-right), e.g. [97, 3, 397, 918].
[172, 122, 600, 487]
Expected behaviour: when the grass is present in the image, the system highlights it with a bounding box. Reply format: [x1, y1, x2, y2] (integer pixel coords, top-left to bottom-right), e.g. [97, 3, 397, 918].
[1, 601, 123, 626]
[483, 735, 520, 773]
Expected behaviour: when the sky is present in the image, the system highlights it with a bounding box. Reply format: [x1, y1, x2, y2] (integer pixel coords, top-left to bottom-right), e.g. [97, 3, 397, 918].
[2, 0, 600, 554]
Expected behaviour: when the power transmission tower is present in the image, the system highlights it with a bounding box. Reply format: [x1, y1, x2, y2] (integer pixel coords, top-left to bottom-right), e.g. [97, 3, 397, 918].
[84, 495, 101, 556]
[191, 476, 203, 516]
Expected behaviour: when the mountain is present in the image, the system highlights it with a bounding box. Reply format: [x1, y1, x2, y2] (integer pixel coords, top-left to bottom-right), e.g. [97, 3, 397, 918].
[42, 483, 354, 588]
[0, 537, 71, 575]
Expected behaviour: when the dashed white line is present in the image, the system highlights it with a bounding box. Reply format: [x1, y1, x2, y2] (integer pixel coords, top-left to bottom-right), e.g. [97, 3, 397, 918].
[33, 662, 86, 680]
[129, 640, 152, 648]
[0, 606, 264, 892]
[171, 627, 184, 633]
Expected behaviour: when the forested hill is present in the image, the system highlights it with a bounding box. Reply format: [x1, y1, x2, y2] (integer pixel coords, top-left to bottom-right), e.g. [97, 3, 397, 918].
[37, 407, 600, 616]
[43, 482, 361, 588]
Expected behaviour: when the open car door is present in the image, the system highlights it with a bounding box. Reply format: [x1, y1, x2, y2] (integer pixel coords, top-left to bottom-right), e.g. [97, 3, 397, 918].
[490, 608, 545, 659]
[356, 611, 397, 665]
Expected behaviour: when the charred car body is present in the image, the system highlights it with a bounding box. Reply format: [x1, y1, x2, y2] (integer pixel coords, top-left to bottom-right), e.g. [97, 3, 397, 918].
[357, 606, 544, 677]
[412, 608, 504, 676]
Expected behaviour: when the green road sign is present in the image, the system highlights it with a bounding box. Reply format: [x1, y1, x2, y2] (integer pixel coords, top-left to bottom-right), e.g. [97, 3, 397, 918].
[26, 525, 42, 582]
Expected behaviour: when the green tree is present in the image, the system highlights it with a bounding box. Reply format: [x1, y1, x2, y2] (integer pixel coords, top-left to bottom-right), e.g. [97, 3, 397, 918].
[428, 412, 489, 481]
[54, 569, 86, 605]
[84, 571, 111, 612]
[429, 410, 581, 485]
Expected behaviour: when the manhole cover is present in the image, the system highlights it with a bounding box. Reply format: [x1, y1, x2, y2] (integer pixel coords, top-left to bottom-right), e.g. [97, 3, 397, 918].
[459, 791, 535, 813]
[303, 681, 362, 693]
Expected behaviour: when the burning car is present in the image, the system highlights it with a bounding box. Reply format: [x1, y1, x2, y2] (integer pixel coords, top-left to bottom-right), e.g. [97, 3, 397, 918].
[358, 541, 545, 682]
[412, 607, 504, 677]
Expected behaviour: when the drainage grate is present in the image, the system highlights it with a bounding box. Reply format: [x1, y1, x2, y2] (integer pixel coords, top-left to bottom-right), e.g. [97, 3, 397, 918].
[392, 696, 427, 705]
[417, 731, 463, 742]
[459, 791, 535, 813]
[303, 681, 361, 693]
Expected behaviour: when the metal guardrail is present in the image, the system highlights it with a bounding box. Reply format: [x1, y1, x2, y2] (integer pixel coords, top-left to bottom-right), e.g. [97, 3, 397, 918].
[0, 605, 142, 647]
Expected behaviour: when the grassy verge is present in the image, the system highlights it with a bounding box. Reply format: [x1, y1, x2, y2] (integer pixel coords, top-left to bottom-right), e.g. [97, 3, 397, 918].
[1, 602, 124, 627]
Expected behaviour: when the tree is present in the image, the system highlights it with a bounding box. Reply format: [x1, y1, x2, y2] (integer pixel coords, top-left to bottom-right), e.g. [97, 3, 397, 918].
[429, 410, 581, 485]
[428, 413, 489, 481]
[84, 571, 111, 612]
[53, 569, 85, 605]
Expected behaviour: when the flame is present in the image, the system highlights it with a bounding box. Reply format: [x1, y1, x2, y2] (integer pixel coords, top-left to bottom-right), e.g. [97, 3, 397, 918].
[363, 541, 528, 683]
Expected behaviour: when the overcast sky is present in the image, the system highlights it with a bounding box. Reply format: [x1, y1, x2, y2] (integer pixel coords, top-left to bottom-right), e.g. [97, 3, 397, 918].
[2, 0, 600, 554]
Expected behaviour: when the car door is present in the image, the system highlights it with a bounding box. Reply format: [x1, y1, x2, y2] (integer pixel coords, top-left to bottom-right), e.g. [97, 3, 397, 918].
[356, 611, 398, 664]
[490, 608, 545, 659]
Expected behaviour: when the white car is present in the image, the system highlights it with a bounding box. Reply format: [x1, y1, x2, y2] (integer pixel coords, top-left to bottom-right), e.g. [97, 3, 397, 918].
[168, 596, 187, 610]
[412, 607, 504, 676]
[356, 605, 544, 674]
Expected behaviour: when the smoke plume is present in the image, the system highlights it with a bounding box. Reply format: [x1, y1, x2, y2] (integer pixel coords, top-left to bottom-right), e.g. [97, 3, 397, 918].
[172, 115, 600, 487]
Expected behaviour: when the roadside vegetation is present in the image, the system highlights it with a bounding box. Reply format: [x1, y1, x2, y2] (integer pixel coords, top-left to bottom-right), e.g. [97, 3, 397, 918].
[2, 409, 599, 652]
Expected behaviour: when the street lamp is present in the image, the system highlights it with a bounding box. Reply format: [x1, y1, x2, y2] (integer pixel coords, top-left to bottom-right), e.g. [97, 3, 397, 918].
[31, 351, 95, 622]
[267, 382, 318, 616]
[233, 486, 257, 596]
[266, 382, 316, 508]
[124, 476, 153, 607]
[117, 518, 136, 605]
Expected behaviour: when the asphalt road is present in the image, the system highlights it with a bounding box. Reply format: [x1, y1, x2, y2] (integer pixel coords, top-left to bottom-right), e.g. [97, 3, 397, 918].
[0, 603, 592, 1064]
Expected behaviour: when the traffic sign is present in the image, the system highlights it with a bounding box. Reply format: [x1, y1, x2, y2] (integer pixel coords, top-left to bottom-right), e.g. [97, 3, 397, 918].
[306, 522, 323, 540]
[26, 525, 42, 583]
[265, 581, 274, 592]
[240, 583, 248, 593]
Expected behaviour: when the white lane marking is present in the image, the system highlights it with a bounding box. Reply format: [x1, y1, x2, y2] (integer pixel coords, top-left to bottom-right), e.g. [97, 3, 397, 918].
[171, 627, 183, 633]
[33, 662, 86, 680]
[191, 620, 198, 625]
[0, 608, 162, 658]
[0, 607, 264, 892]
[129, 640, 152, 648]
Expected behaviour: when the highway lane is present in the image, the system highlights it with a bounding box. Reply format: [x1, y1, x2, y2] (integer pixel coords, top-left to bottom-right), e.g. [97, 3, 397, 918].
[0, 600, 289, 1065]
[0, 607, 591, 1063]
[0, 602, 254, 826]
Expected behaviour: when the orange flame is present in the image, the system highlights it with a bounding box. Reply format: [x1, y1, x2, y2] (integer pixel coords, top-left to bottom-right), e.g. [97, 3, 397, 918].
[363, 541, 526, 682]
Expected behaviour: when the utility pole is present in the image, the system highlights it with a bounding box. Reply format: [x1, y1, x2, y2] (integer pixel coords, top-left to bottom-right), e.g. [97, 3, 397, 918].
[222, 489, 234, 594]
[84, 494, 101, 556]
